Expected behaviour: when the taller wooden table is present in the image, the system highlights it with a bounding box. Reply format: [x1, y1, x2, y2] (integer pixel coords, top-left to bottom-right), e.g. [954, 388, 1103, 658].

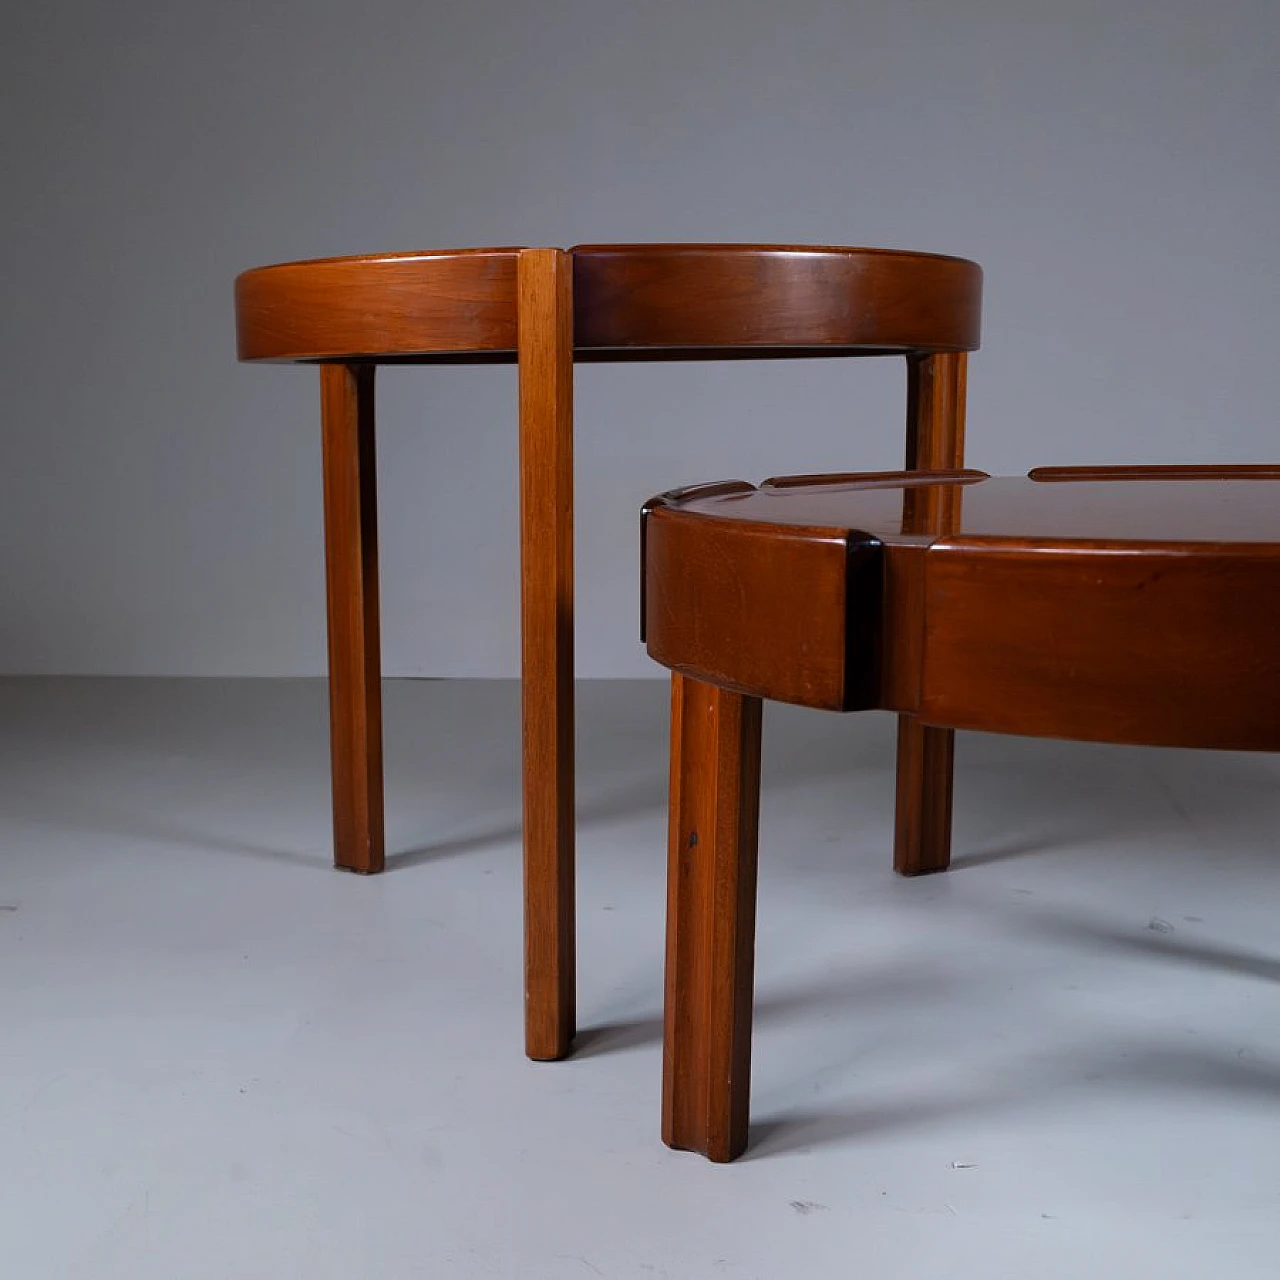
[234, 244, 982, 1060]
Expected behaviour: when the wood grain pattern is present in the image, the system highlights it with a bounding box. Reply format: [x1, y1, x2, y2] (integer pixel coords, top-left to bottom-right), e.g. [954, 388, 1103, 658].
[236, 242, 982, 1082]
[762, 468, 983, 492]
[235, 249, 522, 362]
[904, 352, 968, 524]
[645, 469, 1280, 750]
[893, 718, 955, 876]
[918, 542, 1280, 749]
[237, 244, 982, 364]
[896, 351, 968, 875]
[572, 244, 982, 356]
[663, 673, 763, 1162]
[319, 364, 384, 874]
[644, 500, 859, 711]
[518, 249, 576, 1060]
[644, 468, 1280, 1157]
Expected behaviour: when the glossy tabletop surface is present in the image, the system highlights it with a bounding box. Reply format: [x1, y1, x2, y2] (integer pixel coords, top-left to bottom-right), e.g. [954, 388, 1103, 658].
[644, 465, 1280, 744]
[667, 467, 1280, 547]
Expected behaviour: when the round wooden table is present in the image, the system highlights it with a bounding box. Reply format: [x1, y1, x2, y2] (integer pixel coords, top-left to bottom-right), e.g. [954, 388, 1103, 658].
[234, 244, 982, 1061]
[641, 464, 1280, 1160]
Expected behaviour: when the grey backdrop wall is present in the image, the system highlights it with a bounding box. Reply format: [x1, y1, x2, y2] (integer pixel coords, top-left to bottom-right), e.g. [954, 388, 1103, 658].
[2, 0, 1277, 677]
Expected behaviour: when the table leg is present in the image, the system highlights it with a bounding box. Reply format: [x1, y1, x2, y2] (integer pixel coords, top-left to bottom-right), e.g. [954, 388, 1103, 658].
[663, 673, 763, 1162]
[895, 351, 966, 875]
[320, 363, 385, 875]
[519, 249, 576, 1060]
[893, 719, 954, 874]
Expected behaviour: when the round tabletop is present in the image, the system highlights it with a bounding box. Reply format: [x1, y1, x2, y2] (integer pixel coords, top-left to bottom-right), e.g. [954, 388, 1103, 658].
[665, 466, 1280, 546]
[643, 467, 1280, 750]
[234, 243, 982, 363]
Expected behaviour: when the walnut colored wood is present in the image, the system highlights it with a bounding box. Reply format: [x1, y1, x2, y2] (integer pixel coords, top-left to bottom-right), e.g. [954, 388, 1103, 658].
[893, 718, 954, 876]
[904, 353, 968, 520]
[896, 350, 968, 875]
[320, 364, 384, 874]
[917, 543, 1280, 748]
[518, 250, 576, 1061]
[663, 673, 762, 1162]
[572, 245, 981, 356]
[235, 250, 522, 362]
[235, 241, 981, 1069]
[643, 466, 1280, 1157]
[762, 468, 983, 492]
[236, 244, 983, 364]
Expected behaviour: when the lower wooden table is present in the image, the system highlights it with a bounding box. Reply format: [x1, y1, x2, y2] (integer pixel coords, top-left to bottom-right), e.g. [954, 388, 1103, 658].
[641, 464, 1280, 1160]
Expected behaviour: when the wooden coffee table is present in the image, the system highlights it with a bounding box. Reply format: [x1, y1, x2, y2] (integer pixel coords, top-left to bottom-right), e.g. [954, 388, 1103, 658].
[641, 464, 1280, 1160]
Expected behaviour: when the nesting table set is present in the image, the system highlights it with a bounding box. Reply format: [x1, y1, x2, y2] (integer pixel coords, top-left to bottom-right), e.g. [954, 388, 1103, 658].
[236, 245, 1280, 1161]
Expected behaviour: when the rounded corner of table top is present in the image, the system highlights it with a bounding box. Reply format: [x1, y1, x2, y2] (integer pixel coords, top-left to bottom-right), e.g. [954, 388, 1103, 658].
[234, 248, 527, 363]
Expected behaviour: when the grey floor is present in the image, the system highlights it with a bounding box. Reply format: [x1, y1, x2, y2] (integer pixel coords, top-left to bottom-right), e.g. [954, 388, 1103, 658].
[3, 678, 1280, 1278]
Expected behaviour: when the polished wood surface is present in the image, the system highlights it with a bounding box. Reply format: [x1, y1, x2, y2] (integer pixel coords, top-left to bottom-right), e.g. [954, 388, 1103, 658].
[643, 489, 860, 710]
[235, 250, 522, 362]
[644, 466, 1280, 1158]
[674, 470, 1280, 544]
[237, 244, 982, 363]
[235, 241, 981, 1071]
[645, 472, 947, 712]
[572, 244, 981, 356]
[319, 364, 384, 874]
[663, 673, 762, 1162]
[919, 541, 1280, 748]
[893, 718, 955, 877]
[518, 250, 576, 1061]
[896, 351, 968, 875]
[648, 469, 1280, 744]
